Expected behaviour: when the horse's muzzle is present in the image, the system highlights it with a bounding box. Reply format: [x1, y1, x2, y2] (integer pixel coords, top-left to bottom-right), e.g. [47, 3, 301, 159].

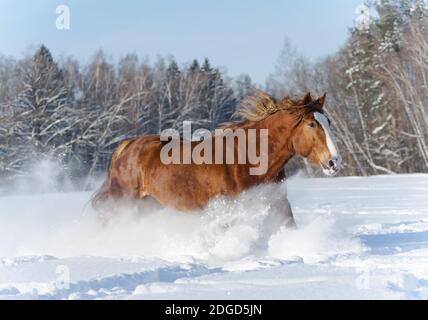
[322, 157, 341, 176]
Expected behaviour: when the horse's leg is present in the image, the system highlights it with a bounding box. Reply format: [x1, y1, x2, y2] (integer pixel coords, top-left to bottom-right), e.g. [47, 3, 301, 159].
[274, 169, 297, 230]
[268, 195, 297, 231]
[136, 195, 163, 214]
[283, 198, 297, 229]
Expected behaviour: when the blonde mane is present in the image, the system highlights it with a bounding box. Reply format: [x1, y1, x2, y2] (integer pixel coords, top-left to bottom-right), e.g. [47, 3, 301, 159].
[227, 90, 322, 127]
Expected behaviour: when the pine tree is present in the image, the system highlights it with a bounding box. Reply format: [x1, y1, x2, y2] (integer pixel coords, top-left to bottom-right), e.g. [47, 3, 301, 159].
[345, 2, 398, 174]
[12, 45, 73, 168]
[189, 59, 200, 74]
[164, 59, 181, 129]
[235, 74, 254, 102]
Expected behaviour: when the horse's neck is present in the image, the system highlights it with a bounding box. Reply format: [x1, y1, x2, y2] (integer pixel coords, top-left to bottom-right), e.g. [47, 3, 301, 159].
[255, 113, 296, 180]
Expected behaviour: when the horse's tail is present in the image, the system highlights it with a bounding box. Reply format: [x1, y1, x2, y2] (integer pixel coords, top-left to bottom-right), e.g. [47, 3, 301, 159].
[91, 178, 109, 211]
[91, 139, 135, 211]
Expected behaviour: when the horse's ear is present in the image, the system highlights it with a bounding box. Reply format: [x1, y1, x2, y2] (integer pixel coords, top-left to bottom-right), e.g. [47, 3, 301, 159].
[317, 93, 327, 108]
[302, 92, 312, 106]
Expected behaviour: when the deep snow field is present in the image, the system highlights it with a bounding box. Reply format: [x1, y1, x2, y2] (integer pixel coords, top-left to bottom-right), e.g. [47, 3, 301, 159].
[1, 173, 428, 300]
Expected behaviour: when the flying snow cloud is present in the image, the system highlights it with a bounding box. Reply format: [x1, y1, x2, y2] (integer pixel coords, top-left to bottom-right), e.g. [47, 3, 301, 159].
[0, 172, 364, 267]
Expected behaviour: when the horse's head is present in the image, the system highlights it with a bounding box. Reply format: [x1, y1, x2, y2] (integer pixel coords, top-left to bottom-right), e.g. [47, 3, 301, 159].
[291, 93, 342, 176]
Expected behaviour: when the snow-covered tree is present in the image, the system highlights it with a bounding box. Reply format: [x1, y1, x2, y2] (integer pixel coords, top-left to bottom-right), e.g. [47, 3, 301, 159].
[7, 46, 75, 174]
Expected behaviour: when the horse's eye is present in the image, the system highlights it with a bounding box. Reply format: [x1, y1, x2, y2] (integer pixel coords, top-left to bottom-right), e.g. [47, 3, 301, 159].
[308, 122, 316, 128]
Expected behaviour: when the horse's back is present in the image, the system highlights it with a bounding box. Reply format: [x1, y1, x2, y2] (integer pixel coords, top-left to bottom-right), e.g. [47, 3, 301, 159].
[100, 134, 249, 211]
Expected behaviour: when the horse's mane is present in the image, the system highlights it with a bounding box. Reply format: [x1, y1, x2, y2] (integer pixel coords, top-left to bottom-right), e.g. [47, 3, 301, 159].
[219, 90, 323, 130]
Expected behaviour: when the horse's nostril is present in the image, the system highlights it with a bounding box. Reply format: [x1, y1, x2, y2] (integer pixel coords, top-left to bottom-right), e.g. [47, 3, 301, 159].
[329, 160, 335, 168]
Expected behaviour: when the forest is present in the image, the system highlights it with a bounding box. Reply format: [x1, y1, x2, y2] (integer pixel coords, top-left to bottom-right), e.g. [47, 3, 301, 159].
[0, 0, 427, 190]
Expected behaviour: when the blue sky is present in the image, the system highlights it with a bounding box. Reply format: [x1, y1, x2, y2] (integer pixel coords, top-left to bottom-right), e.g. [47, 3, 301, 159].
[0, 0, 362, 83]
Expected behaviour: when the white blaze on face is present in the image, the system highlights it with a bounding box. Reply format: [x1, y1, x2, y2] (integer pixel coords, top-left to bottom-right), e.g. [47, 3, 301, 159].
[314, 112, 342, 174]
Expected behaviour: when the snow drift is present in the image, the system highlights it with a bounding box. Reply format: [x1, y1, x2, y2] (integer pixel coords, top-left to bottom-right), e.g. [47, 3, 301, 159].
[0, 185, 362, 265]
[0, 165, 362, 266]
[2, 162, 428, 299]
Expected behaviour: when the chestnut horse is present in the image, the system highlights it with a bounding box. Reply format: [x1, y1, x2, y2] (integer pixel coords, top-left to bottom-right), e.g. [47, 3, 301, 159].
[92, 91, 342, 228]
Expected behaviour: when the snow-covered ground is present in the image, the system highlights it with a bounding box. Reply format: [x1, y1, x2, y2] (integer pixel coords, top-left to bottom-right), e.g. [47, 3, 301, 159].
[1, 174, 428, 300]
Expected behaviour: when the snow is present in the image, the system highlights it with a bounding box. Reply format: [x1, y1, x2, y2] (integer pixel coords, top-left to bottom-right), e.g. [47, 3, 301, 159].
[1, 174, 428, 300]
